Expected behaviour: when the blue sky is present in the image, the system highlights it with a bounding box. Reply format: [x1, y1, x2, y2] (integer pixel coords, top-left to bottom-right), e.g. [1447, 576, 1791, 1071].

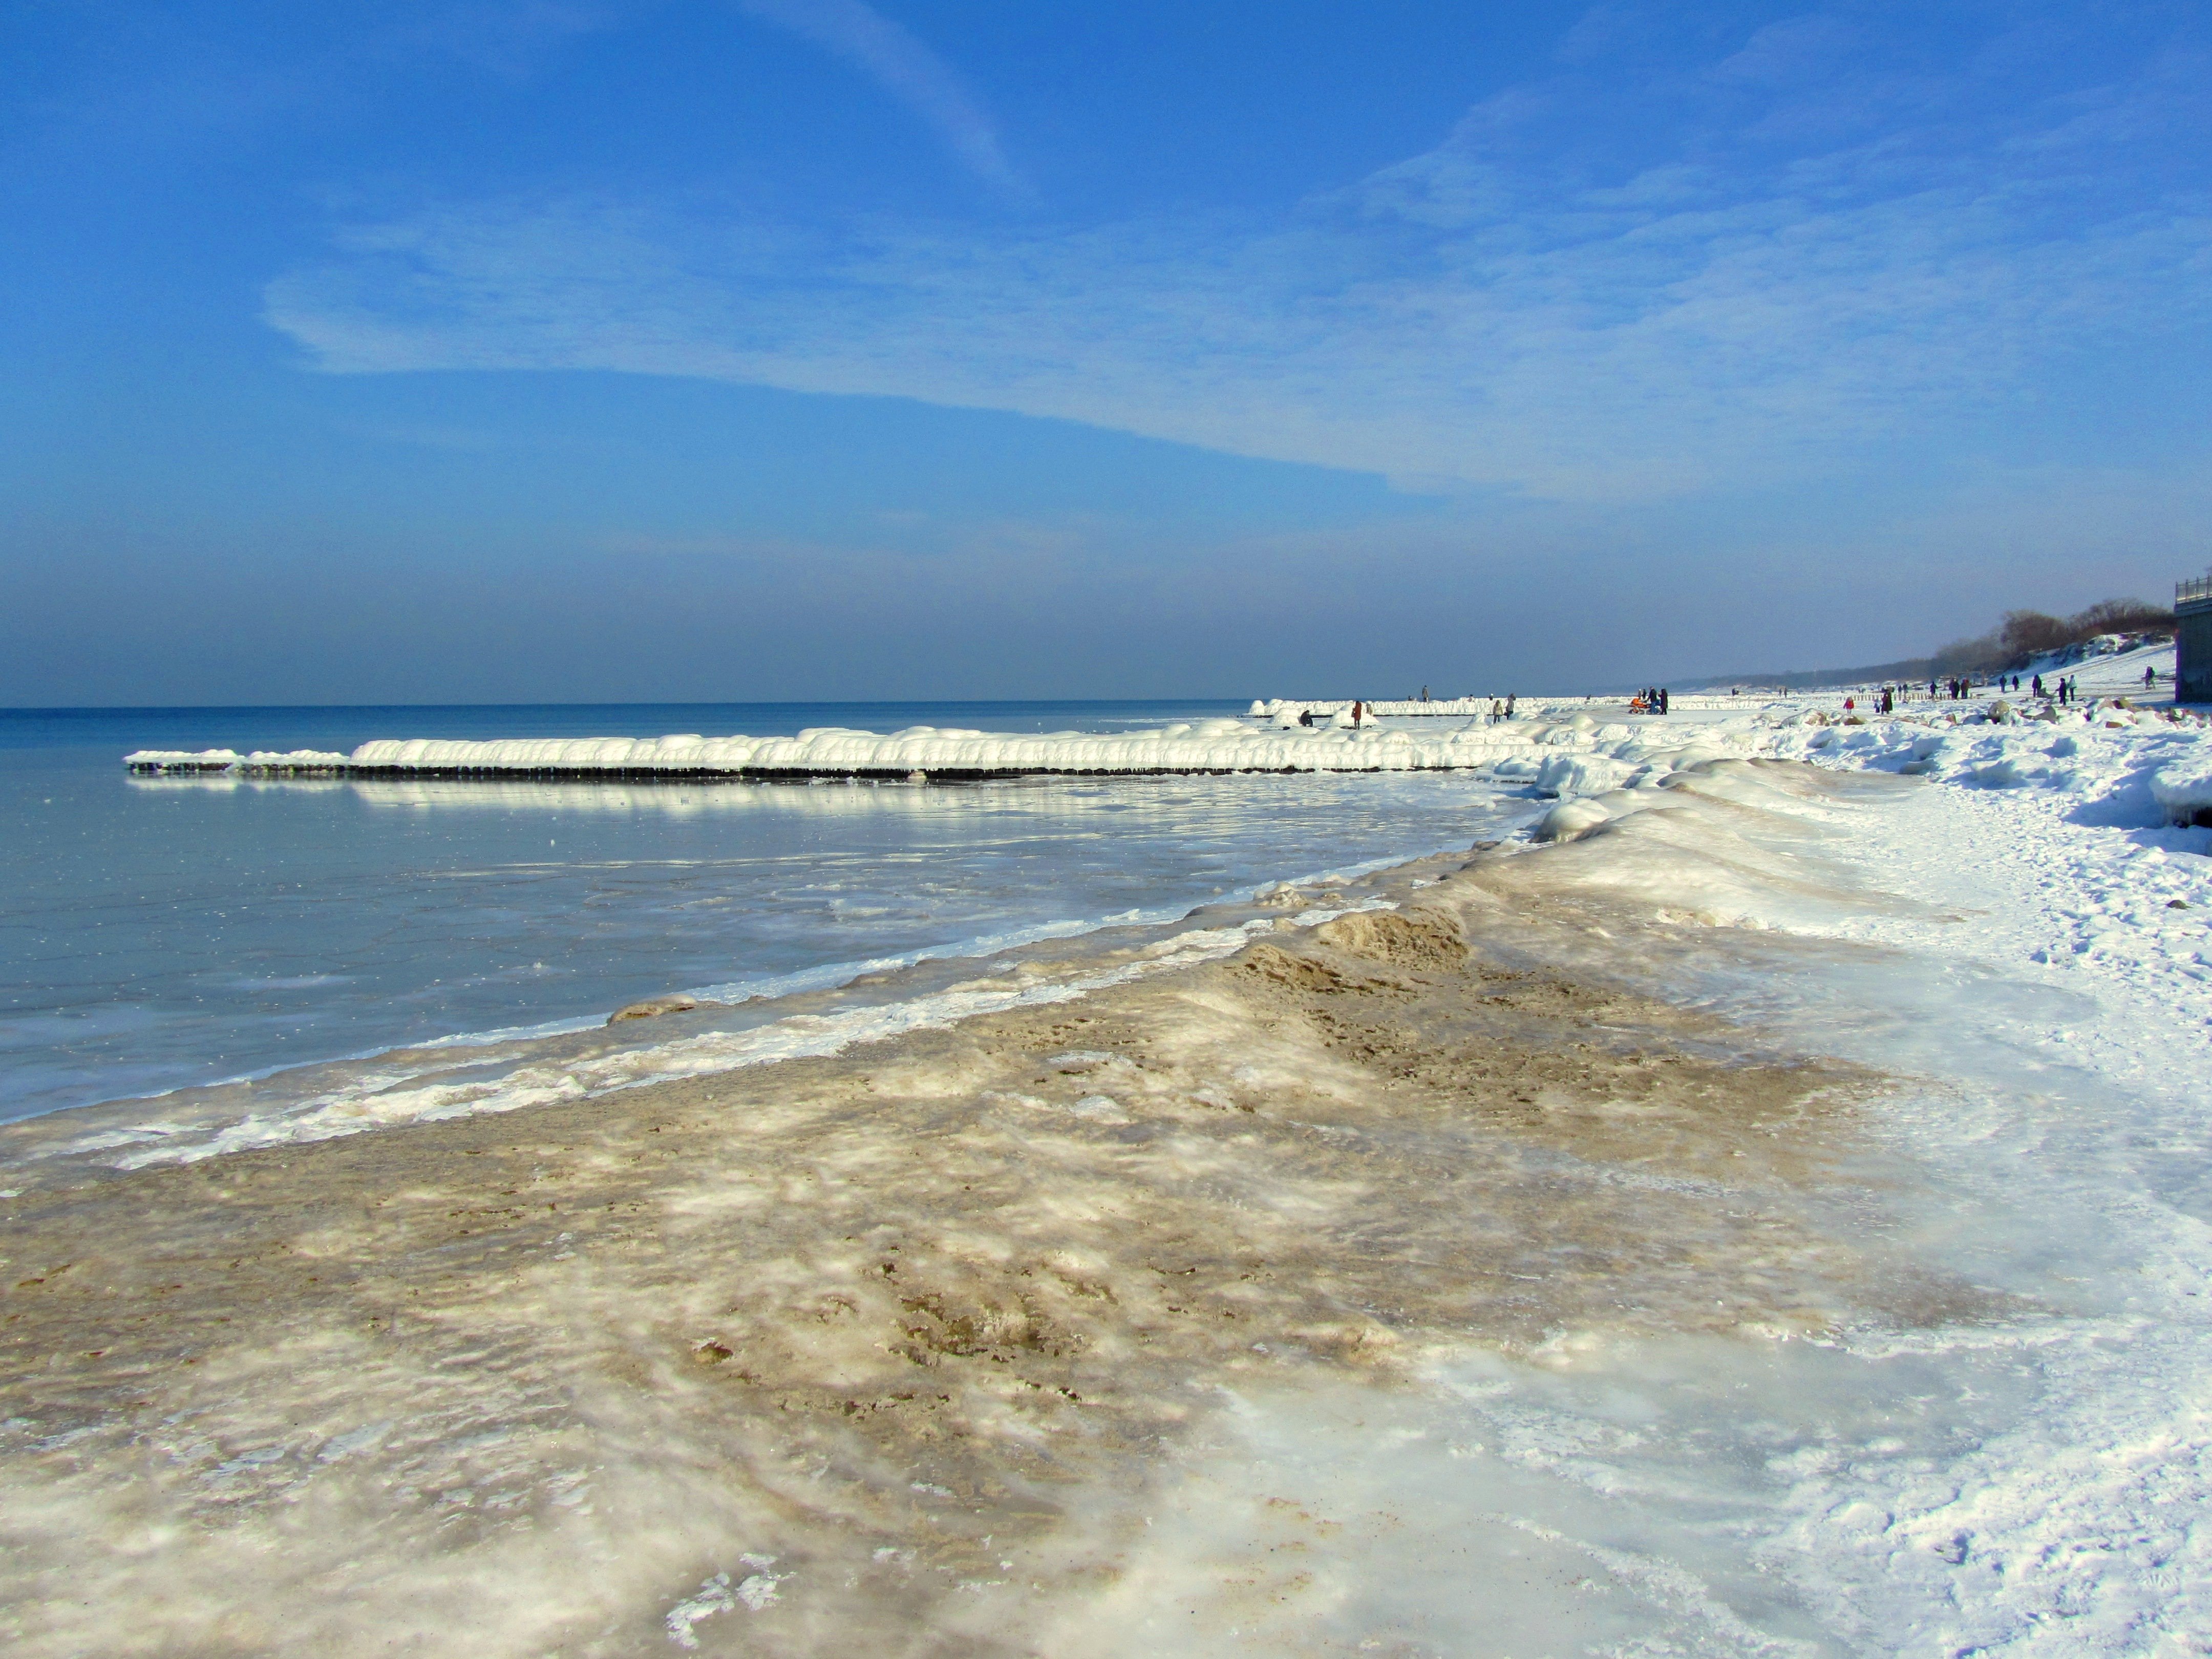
[4, 1, 2207, 703]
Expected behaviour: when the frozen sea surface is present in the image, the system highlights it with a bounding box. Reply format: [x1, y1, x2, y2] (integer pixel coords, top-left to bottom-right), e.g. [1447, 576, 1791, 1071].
[1, 703, 1534, 1130]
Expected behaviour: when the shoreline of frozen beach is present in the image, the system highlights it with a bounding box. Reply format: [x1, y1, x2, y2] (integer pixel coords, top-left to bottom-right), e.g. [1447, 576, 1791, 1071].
[6, 726, 2211, 1652]
[17, 652, 2210, 1161]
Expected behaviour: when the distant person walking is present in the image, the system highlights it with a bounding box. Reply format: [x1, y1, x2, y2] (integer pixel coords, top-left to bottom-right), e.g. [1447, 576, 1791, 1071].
[2146, 664, 2159, 689]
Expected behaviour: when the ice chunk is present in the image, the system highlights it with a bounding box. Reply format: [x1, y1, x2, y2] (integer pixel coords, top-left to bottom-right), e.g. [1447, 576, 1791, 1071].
[2152, 755, 2212, 825]
[1535, 754, 1635, 799]
[1532, 800, 1611, 842]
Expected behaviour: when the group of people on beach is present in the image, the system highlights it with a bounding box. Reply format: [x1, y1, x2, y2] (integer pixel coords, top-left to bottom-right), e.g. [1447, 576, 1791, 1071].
[1631, 687, 1670, 714]
[1305, 699, 1421, 728]
[1924, 674, 2026, 699]
[1856, 671, 2097, 708]
[1838, 674, 2060, 711]
[1296, 695, 1523, 728]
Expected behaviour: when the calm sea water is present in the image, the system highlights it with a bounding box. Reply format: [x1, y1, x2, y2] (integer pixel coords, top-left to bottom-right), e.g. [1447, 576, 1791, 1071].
[1, 703, 1532, 1133]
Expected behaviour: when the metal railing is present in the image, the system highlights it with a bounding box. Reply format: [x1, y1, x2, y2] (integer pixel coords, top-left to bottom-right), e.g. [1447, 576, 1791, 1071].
[2180, 574, 2212, 607]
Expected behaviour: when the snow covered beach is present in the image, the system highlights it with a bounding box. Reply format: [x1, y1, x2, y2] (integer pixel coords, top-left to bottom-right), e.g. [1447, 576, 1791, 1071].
[7, 665, 2210, 1654]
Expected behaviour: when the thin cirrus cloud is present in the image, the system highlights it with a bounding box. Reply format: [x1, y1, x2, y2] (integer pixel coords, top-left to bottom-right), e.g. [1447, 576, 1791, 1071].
[732, 0, 1021, 193]
[261, 27, 2210, 505]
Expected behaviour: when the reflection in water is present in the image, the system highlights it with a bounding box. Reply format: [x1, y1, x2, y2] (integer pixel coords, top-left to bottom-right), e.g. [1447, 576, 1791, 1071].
[132, 772, 1332, 822]
[129, 774, 961, 815]
[353, 777, 908, 816]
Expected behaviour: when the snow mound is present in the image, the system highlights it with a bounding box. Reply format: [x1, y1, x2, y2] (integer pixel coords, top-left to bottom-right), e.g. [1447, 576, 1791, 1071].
[2151, 754, 2212, 825]
[1531, 799, 1611, 842]
[1535, 754, 1635, 798]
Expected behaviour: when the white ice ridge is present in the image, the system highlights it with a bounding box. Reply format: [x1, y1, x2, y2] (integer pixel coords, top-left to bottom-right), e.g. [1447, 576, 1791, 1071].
[122, 716, 1761, 780]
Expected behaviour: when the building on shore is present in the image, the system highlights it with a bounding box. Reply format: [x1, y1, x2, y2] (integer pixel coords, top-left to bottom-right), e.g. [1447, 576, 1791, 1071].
[2181, 572, 2212, 704]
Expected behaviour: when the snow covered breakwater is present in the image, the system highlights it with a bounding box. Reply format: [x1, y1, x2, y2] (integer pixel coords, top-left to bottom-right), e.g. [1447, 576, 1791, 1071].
[123, 716, 1687, 781]
[120, 695, 2212, 827]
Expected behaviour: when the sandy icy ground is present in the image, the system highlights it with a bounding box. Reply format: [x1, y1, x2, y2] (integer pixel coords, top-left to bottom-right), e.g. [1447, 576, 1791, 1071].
[0, 760, 2005, 1656]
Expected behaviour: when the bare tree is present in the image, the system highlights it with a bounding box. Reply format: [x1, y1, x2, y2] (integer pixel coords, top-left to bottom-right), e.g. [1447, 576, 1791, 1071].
[2068, 598, 2174, 639]
[1999, 610, 2072, 658]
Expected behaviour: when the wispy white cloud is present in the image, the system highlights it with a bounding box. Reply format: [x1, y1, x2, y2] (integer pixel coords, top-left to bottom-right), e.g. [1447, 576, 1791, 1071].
[732, 0, 1019, 192]
[402, 2, 624, 78]
[262, 23, 2211, 504]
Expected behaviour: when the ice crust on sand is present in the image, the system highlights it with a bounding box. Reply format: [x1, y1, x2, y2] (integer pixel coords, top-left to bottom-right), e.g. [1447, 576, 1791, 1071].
[35, 903, 1393, 1168]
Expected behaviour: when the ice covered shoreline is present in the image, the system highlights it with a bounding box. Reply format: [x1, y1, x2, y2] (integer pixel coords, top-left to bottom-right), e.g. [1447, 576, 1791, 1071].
[16, 680, 2212, 1653]
[0, 760, 1986, 1654]
[13, 738, 2212, 1653]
